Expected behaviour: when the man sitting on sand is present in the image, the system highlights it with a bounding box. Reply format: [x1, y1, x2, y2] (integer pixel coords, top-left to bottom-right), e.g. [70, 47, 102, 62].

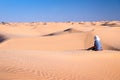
[94, 35, 103, 51]
[87, 35, 102, 51]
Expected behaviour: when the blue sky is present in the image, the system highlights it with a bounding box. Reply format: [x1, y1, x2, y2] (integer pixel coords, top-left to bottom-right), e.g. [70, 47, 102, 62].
[0, 0, 120, 22]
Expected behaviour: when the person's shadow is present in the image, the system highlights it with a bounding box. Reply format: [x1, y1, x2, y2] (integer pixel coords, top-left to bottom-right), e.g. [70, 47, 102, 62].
[87, 46, 95, 51]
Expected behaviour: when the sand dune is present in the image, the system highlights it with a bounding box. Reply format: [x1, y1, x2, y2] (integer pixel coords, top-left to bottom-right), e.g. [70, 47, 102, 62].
[0, 21, 120, 50]
[0, 22, 73, 37]
[0, 33, 91, 50]
[93, 27, 120, 50]
[0, 21, 120, 80]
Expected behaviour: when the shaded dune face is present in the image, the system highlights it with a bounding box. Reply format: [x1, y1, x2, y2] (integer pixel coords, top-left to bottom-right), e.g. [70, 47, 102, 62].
[0, 34, 7, 43]
[0, 22, 120, 51]
[42, 28, 88, 36]
[100, 21, 120, 27]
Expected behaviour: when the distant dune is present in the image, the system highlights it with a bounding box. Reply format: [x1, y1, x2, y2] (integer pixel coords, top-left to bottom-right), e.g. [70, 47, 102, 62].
[0, 21, 120, 80]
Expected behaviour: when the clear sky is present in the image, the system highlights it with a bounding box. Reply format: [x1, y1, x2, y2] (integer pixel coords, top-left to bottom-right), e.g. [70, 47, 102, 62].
[0, 0, 120, 22]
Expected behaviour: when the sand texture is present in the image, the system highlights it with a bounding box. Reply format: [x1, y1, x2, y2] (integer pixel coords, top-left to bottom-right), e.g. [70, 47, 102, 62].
[0, 21, 120, 80]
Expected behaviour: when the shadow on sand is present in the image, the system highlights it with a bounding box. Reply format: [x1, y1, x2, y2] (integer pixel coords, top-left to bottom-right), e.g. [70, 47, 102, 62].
[0, 34, 7, 43]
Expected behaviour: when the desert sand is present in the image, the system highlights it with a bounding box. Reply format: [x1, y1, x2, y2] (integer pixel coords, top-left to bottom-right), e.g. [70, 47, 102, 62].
[0, 21, 120, 80]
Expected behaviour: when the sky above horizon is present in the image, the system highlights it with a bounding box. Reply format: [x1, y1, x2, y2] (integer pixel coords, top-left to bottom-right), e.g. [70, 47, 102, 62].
[0, 0, 120, 22]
